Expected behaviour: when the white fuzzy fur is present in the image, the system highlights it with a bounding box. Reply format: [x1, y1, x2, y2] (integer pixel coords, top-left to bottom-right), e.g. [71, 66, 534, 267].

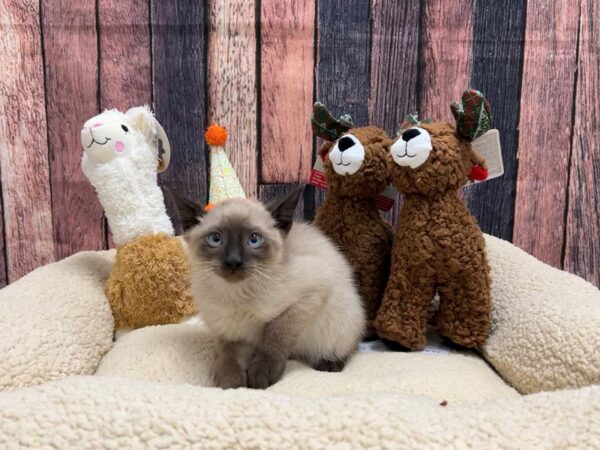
[188, 206, 366, 366]
[81, 108, 173, 245]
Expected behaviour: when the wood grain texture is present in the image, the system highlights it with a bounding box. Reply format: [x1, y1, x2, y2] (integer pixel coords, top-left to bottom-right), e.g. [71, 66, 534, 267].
[152, 0, 207, 230]
[260, 0, 315, 183]
[513, 0, 579, 268]
[419, 0, 473, 122]
[98, 0, 151, 109]
[313, 0, 371, 212]
[42, 0, 104, 259]
[98, 0, 151, 248]
[0, 0, 55, 281]
[369, 0, 421, 225]
[564, 0, 600, 286]
[207, 0, 257, 198]
[258, 184, 305, 220]
[463, 0, 526, 240]
[0, 189, 5, 287]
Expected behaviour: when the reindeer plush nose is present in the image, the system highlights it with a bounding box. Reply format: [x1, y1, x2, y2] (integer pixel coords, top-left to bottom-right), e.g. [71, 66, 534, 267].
[402, 128, 421, 141]
[337, 136, 355, 152]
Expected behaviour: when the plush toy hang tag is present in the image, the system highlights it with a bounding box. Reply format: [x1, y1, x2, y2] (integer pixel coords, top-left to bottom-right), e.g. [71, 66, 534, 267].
[469, 129, 503, 184]
[155, 121, 171, 173]
[309, 157, 398, 211]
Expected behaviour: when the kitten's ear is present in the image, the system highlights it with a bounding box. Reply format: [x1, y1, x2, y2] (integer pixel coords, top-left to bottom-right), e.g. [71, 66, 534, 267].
[266, 185, 304, 234]
[166, 187, 205, 232]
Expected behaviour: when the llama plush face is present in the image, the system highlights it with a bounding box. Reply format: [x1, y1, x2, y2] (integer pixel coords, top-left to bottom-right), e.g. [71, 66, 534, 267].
[81, 106, 171, 171]
[81, 110, 137, 163]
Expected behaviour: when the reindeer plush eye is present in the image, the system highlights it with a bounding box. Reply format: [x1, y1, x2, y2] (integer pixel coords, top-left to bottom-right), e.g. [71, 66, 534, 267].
[121, 124, 129, 132]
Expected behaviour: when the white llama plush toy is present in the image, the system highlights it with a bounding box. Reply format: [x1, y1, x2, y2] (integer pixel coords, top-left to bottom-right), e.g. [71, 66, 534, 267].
[81, 106, 196, 330]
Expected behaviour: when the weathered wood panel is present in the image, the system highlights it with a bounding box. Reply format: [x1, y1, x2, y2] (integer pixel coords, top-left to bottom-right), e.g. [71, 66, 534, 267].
[313, 1, 371, 212]
[419, 0, 473, 122]
[369, 0, 420, 135]
[152, 0, 207, 230]
[258, 184, 305, 220]
[98, 0, 151, 110]
[513, 0, 579, 268]
[464, 0, 526, 241]
[98, 0, 151, 248]
[564, 0, 600, 286]
[0, 187, 5, 287]
[42, 0, 104, 259]
[260, 0, 315, 183]
[207, 0, 257, 198]
[369, 0, 421, 225]
[0, 0, 55, 281]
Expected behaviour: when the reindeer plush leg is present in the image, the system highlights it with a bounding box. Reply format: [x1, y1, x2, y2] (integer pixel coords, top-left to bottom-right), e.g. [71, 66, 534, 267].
[373, 263, 436, 350]
[436, 258, 491, 348]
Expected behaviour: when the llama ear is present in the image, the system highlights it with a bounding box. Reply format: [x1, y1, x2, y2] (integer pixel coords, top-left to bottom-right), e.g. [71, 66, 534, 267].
[166, 188, 205, 232]
[265, 185, 304, 234]
[126, 106, 171, 172]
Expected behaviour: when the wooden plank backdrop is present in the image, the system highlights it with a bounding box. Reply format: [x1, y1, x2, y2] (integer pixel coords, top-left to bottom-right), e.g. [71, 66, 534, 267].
[0, 0, 598, 288]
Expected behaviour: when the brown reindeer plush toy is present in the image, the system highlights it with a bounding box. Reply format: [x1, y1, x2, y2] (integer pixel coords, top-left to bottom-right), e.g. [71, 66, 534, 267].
[374, 90, 493, 350]
[312, 103, 394, 337]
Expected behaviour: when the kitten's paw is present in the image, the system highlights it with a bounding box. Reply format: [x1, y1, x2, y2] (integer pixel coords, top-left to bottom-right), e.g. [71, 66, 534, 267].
[215, 363, 247, 389]
[313, 358, 345, 373]
[246, 351, 286, 389]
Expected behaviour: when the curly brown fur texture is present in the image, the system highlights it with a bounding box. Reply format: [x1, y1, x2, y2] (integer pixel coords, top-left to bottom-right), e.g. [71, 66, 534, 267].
[374, 122, 491, 349]
[106, 233, 196, 328]
[314, 126, 394, 337]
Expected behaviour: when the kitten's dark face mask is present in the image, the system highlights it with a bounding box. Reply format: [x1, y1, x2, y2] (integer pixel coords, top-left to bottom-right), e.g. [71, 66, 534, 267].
[195, 221, 273, 281]
[168, 186, 304, 282]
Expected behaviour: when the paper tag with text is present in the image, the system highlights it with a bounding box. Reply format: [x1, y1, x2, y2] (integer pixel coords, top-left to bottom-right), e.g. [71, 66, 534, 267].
[309, 156, 398, 211]
[469, 129, 503, 184]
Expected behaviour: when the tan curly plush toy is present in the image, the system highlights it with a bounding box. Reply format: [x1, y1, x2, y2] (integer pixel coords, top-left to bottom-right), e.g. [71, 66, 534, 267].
[81, 106, 196, 330]
[311, 103, 395, 337]
[374, 90, 493, 350]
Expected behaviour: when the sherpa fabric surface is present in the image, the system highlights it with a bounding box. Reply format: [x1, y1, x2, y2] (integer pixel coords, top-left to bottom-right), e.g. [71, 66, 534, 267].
[0, 377, 598, 449]
[0, 234, 599, 448]
[0, 251, 114, 391]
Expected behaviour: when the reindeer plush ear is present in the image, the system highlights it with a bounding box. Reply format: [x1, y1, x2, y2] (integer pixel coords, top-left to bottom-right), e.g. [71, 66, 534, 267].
[311, 102, 354, 142]
[126, 106, 172, 172]
[450, 89, 492, 142]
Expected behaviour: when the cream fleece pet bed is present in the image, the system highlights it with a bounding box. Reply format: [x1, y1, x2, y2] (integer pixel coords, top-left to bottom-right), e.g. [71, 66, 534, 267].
[1, 235, 599, 449]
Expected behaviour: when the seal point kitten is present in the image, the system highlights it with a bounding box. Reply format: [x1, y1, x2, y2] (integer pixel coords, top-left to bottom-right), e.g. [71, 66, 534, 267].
[171, 186, 365, 389]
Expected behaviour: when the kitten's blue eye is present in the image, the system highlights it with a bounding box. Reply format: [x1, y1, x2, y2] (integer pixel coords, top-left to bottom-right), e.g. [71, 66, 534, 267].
[206, 232, 222, 247]
[247, 232, 263, 248]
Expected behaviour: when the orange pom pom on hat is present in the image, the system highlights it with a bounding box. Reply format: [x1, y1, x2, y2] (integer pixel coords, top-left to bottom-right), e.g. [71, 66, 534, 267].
[204, 124, 246, 211]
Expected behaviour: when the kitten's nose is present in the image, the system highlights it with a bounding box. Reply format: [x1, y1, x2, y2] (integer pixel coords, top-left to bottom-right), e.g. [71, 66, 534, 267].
[224, 257, 244, 272]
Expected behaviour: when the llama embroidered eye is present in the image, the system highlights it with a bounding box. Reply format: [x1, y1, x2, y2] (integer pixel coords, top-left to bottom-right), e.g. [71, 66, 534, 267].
[391, 127, 432, 169]
[328, 134, 365, 176]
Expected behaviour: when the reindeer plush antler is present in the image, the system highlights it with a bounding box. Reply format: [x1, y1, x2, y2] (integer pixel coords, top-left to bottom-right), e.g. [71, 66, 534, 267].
[450, 89, 492, 142]
[311, 102, 354, 142]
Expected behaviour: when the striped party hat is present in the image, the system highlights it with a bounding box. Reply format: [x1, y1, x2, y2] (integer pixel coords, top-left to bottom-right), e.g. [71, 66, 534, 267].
[204, 124, 246, 210]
